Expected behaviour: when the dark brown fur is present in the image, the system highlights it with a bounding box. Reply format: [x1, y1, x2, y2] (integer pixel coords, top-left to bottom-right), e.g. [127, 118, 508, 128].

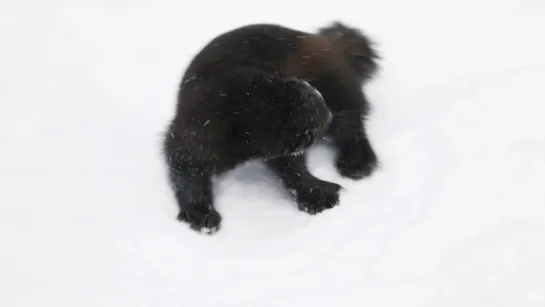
[162, 22, 380, 234]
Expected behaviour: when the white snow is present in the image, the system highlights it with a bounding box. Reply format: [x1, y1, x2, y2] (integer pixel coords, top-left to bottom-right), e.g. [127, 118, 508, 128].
[1, 0, 545, 306]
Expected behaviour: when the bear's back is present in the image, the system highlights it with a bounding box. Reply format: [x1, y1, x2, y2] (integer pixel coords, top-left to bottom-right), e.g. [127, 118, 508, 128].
[183, 24, 310, 78]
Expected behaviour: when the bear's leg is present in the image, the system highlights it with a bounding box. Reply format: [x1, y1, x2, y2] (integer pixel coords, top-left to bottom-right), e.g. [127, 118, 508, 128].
[332, 108, 378, 179]
[164, 156, 221, 234]
[266, 154, 342, 214]
[310, 78, 378, 179]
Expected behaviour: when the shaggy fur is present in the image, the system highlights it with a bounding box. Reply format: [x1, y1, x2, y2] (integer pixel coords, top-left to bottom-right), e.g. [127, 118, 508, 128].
[162, 21, 380, 234]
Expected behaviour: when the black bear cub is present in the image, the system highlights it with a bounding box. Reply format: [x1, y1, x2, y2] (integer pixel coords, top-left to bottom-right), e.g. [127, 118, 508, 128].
[162, 22, 380, 234]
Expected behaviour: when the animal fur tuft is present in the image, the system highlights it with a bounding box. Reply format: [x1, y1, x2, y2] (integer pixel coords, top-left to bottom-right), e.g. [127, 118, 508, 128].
[318, 21, 380, 82]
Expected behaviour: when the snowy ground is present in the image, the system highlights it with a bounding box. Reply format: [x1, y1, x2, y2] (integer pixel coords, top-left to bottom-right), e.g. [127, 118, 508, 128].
[1, 0, 545, 306]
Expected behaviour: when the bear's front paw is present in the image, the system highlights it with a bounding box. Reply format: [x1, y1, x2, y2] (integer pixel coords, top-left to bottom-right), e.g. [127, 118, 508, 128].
[295, 180, 342, 215]
[177, 202, 222, 235]
[336, 137, 378, 179]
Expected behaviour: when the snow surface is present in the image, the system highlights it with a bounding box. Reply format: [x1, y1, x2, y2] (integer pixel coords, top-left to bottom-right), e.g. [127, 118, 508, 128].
[1, 0, 545, 306]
